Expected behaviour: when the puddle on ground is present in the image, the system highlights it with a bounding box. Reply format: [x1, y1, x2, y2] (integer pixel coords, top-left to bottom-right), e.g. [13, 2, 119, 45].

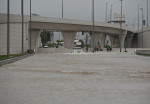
[11, 68, 95, 75]
[127, 71, 150, 79]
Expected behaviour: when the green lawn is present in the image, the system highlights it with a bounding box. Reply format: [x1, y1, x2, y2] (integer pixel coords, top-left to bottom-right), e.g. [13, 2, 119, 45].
[0, 53, 28, 61]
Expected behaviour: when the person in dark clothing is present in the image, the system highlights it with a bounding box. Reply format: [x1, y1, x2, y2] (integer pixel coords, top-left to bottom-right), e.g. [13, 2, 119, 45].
[109, 47, 112, 52]
[107, 47, 109, 52]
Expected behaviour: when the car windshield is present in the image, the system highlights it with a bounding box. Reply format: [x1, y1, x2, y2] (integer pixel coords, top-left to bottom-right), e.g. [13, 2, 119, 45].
[74, 47, 81, 50]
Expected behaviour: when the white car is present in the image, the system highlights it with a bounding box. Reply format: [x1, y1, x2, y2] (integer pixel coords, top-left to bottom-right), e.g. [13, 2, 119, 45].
[73, 47, 83, 53]
[44, 44, 48, 48]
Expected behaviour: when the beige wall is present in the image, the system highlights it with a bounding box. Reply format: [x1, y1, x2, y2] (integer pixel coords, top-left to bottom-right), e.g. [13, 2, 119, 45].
[0, 23, 28, 55]
[137, 27, 150, 48]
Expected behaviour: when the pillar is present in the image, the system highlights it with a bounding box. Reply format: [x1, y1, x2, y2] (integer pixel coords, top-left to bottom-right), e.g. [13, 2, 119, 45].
[119, 34, 126, 50]
[89, 32, 103, 49]
[101, 34, 106, 49]
[62, 31, 77, 49]
[126, 34, 134, 48]
[109, 35, 115, 47]
[28, 30, 41, 52]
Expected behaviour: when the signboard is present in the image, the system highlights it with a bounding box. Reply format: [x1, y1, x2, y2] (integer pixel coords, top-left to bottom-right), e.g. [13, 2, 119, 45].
[113, 13, 125, 23]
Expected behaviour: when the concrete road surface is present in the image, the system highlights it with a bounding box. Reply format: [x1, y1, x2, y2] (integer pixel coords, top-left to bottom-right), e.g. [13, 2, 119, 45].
[0, 53, 150, 104]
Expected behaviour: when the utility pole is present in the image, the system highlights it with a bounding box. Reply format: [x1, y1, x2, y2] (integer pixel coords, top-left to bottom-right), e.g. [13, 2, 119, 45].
[7, 0, 10, 59]
[21, 0, 24, 55]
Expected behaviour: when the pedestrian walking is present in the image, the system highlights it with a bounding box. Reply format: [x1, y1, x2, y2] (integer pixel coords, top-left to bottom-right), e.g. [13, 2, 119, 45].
[109, 47, 112, 52]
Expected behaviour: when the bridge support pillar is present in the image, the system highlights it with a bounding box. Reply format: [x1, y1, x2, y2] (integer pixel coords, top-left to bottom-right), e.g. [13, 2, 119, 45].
[29, 30, 41, 52]
[101, 34, 106, 49]
[62, 31, 77, 49]
[90, 32, 103, 50]
[126, 34, 134, 48]
[109, 35, 115, 47]
[119, 34, 126, 50]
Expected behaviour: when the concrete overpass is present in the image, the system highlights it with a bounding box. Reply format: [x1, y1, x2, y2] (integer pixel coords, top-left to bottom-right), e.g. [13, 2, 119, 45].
[0, 13, 135, 54]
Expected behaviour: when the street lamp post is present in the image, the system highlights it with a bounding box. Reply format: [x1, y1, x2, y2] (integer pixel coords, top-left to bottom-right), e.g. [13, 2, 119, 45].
[119, 0, 123, 52]
[62, 0, 63, 18]
[110, 4, 113, 23]
[45, 30, 47, 45]
[60, 0, 63, 42]
[85, 32, 88, 52]
[140, 8, 143, 48]
[105, 3, 108, 22]
[7, 0, 10, 59]
[138, 4, 140, 30]
[29, 0, 32, 53]
[147, 0, 148, 27]
[21, 0, 24, 55]
[125, 38, 127, 52]
[92, 0, 95, 53]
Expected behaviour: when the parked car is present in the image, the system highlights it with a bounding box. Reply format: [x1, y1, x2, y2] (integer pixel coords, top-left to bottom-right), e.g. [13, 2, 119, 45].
[44, 44, 48, 48]
[73, 47, 83, 53]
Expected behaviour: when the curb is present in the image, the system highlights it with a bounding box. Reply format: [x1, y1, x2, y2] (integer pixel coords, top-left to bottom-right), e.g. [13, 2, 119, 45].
[0, 54, 34, 66]
[135, 50, 150, 56]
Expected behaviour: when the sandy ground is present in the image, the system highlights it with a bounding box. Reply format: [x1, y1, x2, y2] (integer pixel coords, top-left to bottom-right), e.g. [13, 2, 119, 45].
[0, 52, 150, 104]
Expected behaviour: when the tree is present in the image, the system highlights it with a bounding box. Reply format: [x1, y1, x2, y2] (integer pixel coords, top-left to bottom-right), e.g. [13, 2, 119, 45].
[79, 40, 84, 47]
[40, 31, 45, 45]
[40, 31, 54, 45]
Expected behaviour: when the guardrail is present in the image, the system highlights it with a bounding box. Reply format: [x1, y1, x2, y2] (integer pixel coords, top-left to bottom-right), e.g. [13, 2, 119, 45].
[0, 54, 34, 66]
[135, 50, 150, 56]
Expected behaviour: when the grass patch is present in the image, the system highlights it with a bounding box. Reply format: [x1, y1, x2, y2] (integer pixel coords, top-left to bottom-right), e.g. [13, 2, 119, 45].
[0, 53, 28, 61]
[0, 55, 7, 61]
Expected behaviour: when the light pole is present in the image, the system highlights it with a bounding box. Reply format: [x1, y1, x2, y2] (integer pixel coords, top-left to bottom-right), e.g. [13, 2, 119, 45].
[140, 8, 143, 48]
[138, 4, 140, 30]
[21, 0, 24, 55]
[29, 0, 32, 53]
[45, 30, 47, 45]
[119, 0, 123, 52]
[59, 0, 63, 42]
[92, 0, 95, 53]
[7, 0, 10, 59]
[110, 4, 113, 23]
[62, 0, 63, 18]
[125, 37, 127, 52]
[86, 32, 88, 52]
[147, 0, 148, 27]
[105, 3, 108, 22]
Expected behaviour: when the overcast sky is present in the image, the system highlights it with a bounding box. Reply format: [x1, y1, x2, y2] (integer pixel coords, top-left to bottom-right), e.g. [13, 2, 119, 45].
[0, 0, 150, 29]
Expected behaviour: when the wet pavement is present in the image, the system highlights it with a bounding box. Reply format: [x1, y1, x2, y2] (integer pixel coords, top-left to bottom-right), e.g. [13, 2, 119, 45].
[0, 53, 150, 104]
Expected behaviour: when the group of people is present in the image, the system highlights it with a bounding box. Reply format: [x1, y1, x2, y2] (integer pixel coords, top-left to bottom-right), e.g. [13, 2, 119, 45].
[94, 46, 113, 52]
[107, 47, 112, 52]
